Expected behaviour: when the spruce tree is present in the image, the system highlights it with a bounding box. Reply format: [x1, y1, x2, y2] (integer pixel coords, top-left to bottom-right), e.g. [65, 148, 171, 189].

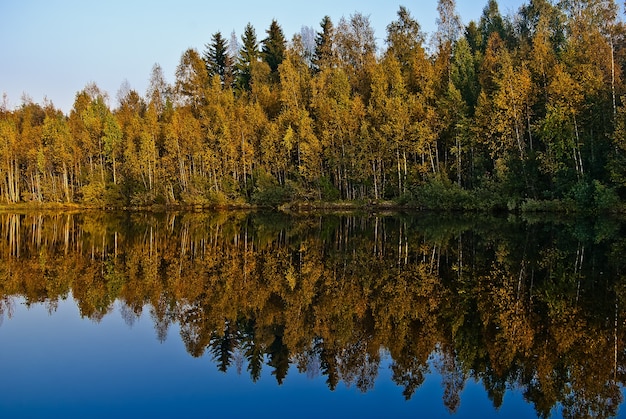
[204, 31, 233, 87]
[262, 19, 286, 81]
[313, 15, 335, 72]
[236, 23, 260, 92]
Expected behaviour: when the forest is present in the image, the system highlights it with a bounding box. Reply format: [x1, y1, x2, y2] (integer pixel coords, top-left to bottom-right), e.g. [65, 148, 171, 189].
[1, 0, 626, 211]
[0, 211, 625, 418]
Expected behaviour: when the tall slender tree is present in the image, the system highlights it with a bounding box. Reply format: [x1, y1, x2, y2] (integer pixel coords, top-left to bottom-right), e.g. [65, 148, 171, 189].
[262, 20, 287, 82]
[236, 23, 260, 92]
[335, 12, 377, 98]
[146, 63, 170, 117]
[175, 48, 210, 112]
[478, 0, 509, 50]
[204, 31, 234, 88]
[386, 6, 425, 92]
[335, 12, 376, 71]
[434, 0, 462, 85]
[313, 16, 336, 72]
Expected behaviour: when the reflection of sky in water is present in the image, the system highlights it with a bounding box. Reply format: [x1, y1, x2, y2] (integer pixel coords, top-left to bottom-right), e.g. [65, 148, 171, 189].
[0, 297, 553, 418]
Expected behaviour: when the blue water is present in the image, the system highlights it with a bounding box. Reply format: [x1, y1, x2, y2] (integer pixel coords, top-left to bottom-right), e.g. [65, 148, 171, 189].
[0, 296, 567, 419]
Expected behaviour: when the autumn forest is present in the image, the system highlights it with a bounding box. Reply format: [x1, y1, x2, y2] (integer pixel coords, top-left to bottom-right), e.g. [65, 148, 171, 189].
[1, 0, 626, 211]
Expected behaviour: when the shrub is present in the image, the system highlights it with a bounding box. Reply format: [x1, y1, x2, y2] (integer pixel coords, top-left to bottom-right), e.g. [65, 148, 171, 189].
[318, 176, 340, 201]
[520, 198, 565, 212]
[593, 180, 619, 213]
[411, 178, 471, 210]
[251, 170, 291, 207]
[81, 181, 106, 207]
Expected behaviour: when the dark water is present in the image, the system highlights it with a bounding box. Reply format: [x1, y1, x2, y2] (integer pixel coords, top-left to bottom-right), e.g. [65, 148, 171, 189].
[0, 211, 625, 418]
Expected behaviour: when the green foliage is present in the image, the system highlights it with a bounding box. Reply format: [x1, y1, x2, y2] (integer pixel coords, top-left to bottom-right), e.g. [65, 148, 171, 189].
[519, 198, 566, 213]
[204, 31, 233, 87]
[565, 180, 595, 211]
[262, 20, 287, 78]
[411, 177, 471, 210]
[521, 180, 620, 213]
[410, 176, 508, 211]
[236, 23, 259, 92]
[251, 170, 292, 207]
[592, 181, 619, 212]
[318, 176, 340, 201]
[313, 16, 336, 71]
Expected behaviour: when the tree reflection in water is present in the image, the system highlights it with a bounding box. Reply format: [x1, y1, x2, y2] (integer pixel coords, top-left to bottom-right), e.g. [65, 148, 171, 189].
[0, 211, 624, 418]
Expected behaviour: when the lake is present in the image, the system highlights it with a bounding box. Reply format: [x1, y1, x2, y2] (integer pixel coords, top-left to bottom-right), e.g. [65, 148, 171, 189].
[0, 211, 624, 418]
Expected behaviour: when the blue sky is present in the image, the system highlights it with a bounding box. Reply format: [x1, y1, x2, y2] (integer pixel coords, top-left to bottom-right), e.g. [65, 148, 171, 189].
[1, 0, 524, 114]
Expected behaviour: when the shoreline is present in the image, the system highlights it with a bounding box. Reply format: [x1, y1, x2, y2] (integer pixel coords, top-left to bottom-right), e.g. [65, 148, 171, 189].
[0, 199, 623, 214]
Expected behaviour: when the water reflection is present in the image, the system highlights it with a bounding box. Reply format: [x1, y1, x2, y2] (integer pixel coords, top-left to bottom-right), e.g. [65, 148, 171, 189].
[0, 211, 625, 418]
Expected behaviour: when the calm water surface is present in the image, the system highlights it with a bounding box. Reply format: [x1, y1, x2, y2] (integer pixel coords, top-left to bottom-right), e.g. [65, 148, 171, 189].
[0, 211, 624, 418]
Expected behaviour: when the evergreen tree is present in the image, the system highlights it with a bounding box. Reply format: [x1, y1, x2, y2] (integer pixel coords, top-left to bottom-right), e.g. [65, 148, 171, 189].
[313, 15, 336, 72]
[204, 31, 233, 88]
[451, 37, 480, 112]
[478, 0, 510, 50]
[262, 20, 287, 81]
[236, 23, 260, 92]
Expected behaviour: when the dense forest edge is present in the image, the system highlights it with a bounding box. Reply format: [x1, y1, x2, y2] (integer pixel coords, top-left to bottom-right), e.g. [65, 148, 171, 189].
[2, 0, 626, 213]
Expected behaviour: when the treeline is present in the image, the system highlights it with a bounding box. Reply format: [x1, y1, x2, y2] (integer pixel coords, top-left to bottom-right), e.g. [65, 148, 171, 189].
[2, 0, 626, 211]
[1, 212, 625, 417]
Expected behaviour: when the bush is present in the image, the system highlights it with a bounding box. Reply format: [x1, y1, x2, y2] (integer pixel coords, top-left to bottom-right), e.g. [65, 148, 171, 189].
[318, 176, 340, 201]
[519, 198, 566, 212]
[409, 177, 509, 211]
[565, 180, 594, 211]
[411, 178, 471, 210]
[81, 181, 106, 207]
[130, 189, 157, 207]
[104, 183, 125, 207]
[593, 180, 619, 213]
[251, 170, 292, 207]
[560, 180, 620, 213]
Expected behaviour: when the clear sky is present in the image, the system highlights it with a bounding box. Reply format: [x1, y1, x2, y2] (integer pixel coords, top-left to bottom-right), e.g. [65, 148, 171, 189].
[0, 0, 525, 114]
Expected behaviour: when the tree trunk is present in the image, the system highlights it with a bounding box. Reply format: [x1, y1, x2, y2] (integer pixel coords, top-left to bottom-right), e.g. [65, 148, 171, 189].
[456, 135, 461, 187]
[403, 150, 408, 195]
[573, 113, 583, 177]
[63, 162, 70, 202]
[372, 160, 379, 200]
[611, 37, 616, 116]
[110, 155, 116, 185]
[396, 145, 401, 195]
